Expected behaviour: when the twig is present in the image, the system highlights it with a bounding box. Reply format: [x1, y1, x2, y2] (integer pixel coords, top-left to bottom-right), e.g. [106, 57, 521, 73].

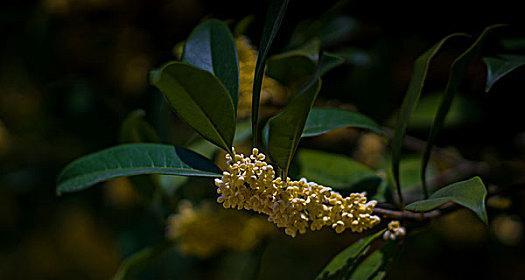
[373, 202, 457, 221]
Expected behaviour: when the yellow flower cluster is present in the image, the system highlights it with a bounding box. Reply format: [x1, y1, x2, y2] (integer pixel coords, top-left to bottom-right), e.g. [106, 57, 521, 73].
[236, 36, 287, 118]
[166, 200, 273, 257]
[215, 148, 381, 237]
[383, 220, 406, 240]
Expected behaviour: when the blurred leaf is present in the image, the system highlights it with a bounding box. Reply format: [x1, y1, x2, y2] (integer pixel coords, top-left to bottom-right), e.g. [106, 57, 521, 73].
[151, 62, 236, 153]
[483, 55, 525, 92]
[318, 52, 346, 76]
[406, 176, 488, 224]
[113, 241, 173, 280]
[501, 38, 525, 51]
[391, 33, 466, 203]
[349, 242, 398, 280]
[391, 94, 481, 129]
[296, 149, 380, 191]
[302, 107, 382, 137]
[287, 1, 357, 49]
[57, 144, 221, 194]
[234, 15, 255, 36]
[263, 78, 321, 176]
[331, 47, 371, 67]
[316, 230, 385, 280]
[119, 109, 160, 143]
[397, 156, 436, 194]
[182, 19, 239, 109]
[252, 0, 290, 145]
[421, 25, 506, 196]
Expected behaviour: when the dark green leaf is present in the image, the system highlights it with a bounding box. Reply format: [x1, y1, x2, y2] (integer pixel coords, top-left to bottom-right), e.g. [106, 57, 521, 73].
[182, 19, 239, 109]
[390, 33, 466, 204]
[119, 110, 161, 201]
[421, 25, 506, 196]
[151, 62, 236, 153]
[264, 54, 341, 176]
[405, 176, 488, 224]
[349, 241, 398, 280]
[296, 149, 380, 191]
[267, 41, 344, 89]
[57, 144, 221, 194]
[389, 94, 481, 129]
[234, 15, 254, 36]
[484, 55, 525, 92]
[266, 40, 319, 88]
[316, 230, 385, 280]
[331, 47, 371, 67]
[263, 78, 321, 177]
[119, 109, 160, 143]
[287, 0, 356, 49]
[302, 107, 382, 137]
[113, 241, 173, 280]
[318, 52, 345, 76]
[252, 0, 290, 145]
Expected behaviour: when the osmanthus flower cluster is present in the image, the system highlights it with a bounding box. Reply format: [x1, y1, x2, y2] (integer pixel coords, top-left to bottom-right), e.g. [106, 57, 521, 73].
[215, 148, 381, 237]
[236, 36, 287, 118]
[166, 200, 273, 257]
[383, 220, 406, 240]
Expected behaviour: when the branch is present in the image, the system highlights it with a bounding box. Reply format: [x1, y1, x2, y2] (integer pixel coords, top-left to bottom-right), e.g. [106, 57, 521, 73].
[373, 202, 456, 221]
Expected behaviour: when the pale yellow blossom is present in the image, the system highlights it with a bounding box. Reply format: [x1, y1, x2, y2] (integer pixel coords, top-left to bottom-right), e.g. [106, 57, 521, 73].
[166, 200, 273, 257]
[383, 220, 406, 240]
[236, 37, 287, 118]
[215, 148, 381, 237]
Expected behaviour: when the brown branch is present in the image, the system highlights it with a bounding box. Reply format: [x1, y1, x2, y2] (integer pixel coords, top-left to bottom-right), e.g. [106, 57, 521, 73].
[373, 202, 457, 221]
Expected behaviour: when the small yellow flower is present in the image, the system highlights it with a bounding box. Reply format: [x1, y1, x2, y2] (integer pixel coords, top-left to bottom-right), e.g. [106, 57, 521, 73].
[166, 200, 273, 257]
[215, 148, 381, 237]
[383, 220, 406, 240]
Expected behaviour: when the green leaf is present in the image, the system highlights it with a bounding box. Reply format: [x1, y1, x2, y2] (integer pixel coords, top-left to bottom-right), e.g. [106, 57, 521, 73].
[151, 62, 236, 153]
[390, 33, 466, 204]
[331, 47, 371, 67]
[182, 19, 239, 109]
[113, 241, 173, 280]
[119, 109, 160, 143]
[349, 242, 398, 280]
[234, 15, 254, 36]
[287, 0, 357, 49]
[252, 0, 290, 145]
[267, 42, 345, 90]
[266, 41, 319, 88]
[316, 230, 385, 280]
[57, 144, 221, 194]
[397, 156, 436, 195]
[263, 78, 321, 177]
[405, 176, 488, 224]
[302, 107, 382, 137]
[391, 94, 481, 129]
[264, 54, 340, 176]
[421, 25, 506, 197]
[119, 110, 161, 201]
[296, 149, 381, 191]
[318, 52, 345, 76]
[484, 55, 525, 92]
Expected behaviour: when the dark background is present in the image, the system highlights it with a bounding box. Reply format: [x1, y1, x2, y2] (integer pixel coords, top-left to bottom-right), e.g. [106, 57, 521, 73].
[1, 0, 525, 279]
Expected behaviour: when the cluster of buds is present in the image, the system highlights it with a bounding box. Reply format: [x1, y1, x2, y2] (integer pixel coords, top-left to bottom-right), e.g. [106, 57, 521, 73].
[215, 148, 381, 237]
[383, 220, 406, 240]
